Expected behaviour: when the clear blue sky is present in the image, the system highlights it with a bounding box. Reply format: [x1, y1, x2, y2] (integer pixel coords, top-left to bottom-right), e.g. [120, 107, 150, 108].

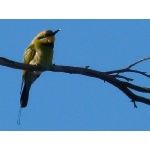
[1, 20, 150, 130]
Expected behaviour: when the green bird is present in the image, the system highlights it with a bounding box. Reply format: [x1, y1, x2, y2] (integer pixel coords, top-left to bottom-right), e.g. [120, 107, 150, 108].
[20, 29, 60, 108]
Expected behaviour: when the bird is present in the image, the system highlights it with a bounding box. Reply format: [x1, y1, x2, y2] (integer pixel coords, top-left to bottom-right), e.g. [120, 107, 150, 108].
[20, 29, 60, 108]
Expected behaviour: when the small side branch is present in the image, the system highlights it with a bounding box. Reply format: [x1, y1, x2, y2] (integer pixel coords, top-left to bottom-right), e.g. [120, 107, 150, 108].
[111, 74, 133, 81]
[106, 57, 150, 80]
[127, 57, 150, 68]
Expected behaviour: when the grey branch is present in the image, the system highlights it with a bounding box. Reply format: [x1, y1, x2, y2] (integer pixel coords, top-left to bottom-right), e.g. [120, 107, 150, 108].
[1, 56, 150, 107]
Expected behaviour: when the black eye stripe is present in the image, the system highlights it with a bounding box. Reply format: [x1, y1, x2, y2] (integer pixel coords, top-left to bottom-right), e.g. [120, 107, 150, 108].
[38, 33, 54, 39]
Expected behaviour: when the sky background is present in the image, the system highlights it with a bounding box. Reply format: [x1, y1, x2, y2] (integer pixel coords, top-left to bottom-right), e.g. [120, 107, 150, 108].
[1, 20, 150, 130]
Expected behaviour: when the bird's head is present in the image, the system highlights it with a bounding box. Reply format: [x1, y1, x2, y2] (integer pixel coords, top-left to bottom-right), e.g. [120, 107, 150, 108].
[32, 29, 61, 46]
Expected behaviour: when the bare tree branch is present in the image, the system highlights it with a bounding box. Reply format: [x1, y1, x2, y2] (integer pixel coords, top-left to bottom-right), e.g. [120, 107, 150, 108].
[1, 56, 150, 107]
[127, 69, 150, 78]
[111, 75, 133, 81]
[127, 57, 150, 68]
[105, 57, 150, 79]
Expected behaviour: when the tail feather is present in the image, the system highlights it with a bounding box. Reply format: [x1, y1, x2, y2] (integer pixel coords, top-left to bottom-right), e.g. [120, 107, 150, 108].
[20, 84, 30, 108]
[20, 72, 40, 108]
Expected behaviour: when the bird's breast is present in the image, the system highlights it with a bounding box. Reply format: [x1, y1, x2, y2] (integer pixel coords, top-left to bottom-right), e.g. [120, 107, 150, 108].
[36, 47, 53, 68]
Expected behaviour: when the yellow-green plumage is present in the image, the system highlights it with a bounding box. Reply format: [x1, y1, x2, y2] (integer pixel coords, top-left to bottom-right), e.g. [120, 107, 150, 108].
[20, 29, 60, 108]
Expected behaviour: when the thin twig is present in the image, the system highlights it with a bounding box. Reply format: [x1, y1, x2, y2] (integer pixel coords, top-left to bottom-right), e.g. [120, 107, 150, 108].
[106, 57, 150, 74]
[128, 69, 150, 78]
[127, 57, 150, 69]
[111, 75, 133, 81]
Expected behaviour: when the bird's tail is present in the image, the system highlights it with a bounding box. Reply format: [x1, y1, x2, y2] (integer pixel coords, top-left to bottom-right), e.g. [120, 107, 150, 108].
[20, 83, 31, 108]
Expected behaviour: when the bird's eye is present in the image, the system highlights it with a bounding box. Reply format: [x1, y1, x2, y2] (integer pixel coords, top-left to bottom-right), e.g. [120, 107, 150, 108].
[43, 35, 46, 38]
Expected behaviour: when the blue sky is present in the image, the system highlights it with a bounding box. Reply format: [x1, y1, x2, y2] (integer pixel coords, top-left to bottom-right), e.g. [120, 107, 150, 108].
[1, 20, 150, 130]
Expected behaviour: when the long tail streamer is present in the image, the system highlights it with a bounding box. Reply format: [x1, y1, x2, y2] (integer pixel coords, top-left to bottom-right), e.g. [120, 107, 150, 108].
[17, 107, 22, 125]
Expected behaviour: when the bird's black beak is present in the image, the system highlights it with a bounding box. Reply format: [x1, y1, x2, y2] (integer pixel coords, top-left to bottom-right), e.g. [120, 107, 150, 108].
[53, 29, 61, 35]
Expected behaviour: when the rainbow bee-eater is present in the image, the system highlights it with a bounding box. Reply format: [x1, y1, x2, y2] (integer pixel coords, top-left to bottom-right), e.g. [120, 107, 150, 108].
[20, 29, 60, 108]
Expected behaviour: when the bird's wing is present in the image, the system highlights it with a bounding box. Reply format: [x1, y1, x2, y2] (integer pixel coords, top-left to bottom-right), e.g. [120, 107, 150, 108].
[21, 44, 36, 92]
[23, 44, 36, 65]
